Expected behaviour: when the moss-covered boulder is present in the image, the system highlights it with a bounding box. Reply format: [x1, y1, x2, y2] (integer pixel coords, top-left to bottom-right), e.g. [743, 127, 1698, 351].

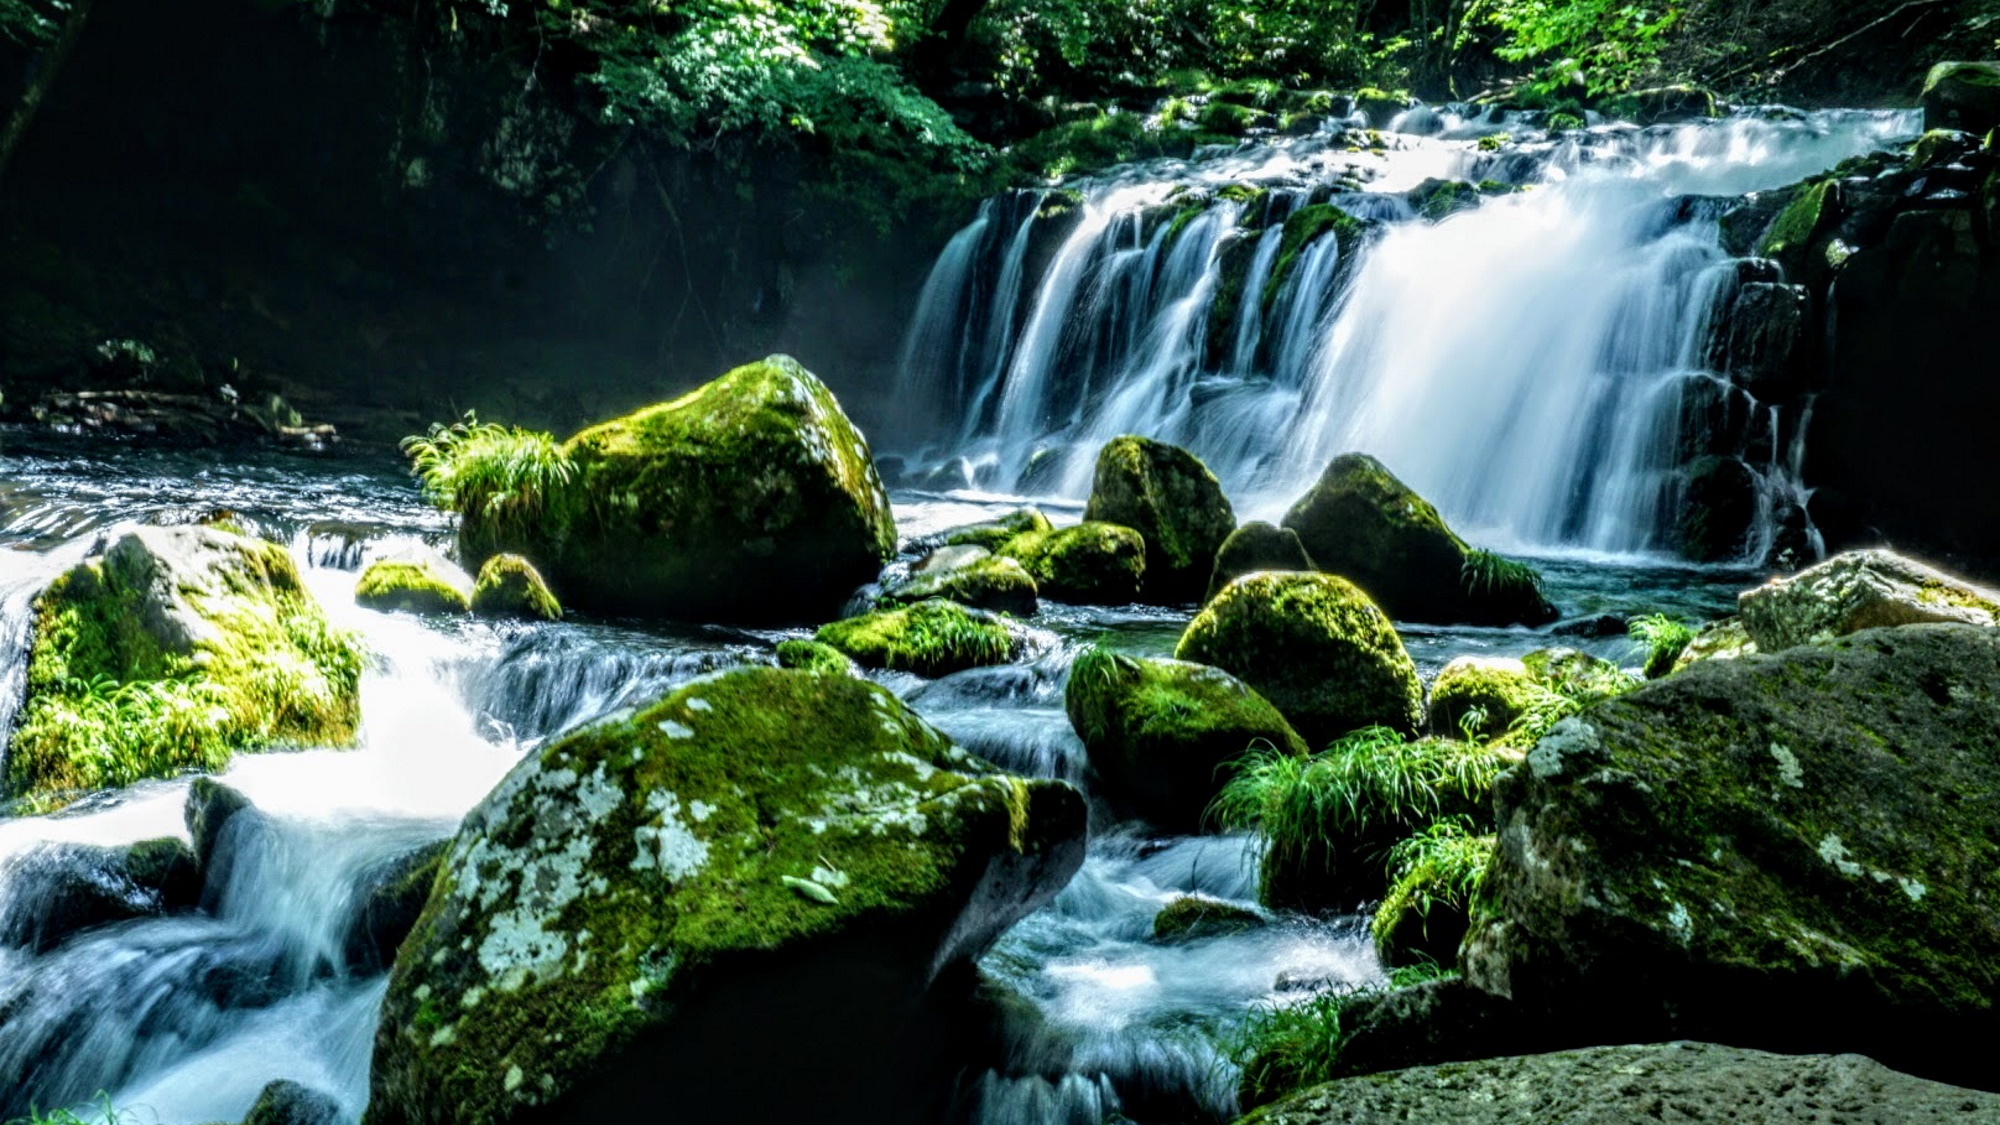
[7, 526, 363, 805]
[1923, 61, 2000, 135]
[244, 1080, 341, 1125]
[815, 600, 1019, 677]
[997, 521, 1146, 605]
[1207, 521, 1316, 602]
[774, 638, 856, 676]
[1152, 894, 1266, 942]
[942, 508, 1052, 551]
[356, 558, 471, 615]
[366, 667, 1085, 1125]
[470, 554, 561, 621]
[446, 355, 896, 624]
[1459, 625, 2000, 1089]
[1065, 648, 1307, 831]
[1240, 1042, 2000, 1124]
[1281, 454, 1555, 627]
[1083, 436, 1236, 603]
[1425, 657, 1534, 741]
[879, 547, 1038, 617]
[0, 837, 200, 953]
[1737, 548, 2000, 652]
[1176, 572, 1421, 746]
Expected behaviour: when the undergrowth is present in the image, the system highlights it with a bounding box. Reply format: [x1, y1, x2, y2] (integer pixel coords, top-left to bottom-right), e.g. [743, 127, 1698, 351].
[402, 413, 575, 547]
[1629, 612, 1696, 679]
[1371, 817, 1496, 956]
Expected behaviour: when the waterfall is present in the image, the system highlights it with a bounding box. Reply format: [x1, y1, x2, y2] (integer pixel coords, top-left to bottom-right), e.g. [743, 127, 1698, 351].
[891, 107, 1922, 557]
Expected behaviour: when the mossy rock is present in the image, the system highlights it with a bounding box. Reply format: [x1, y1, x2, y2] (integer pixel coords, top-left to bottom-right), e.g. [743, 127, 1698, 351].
[1083, 436, 1237, 603]
[1152, 894, 1266, 942]
[1671, 618, 1758, 673]
[997, 522, 1146, 605]
[1460, 625, 2000, 1089]
[944, 508, 1053, 551]
[1737, 549, 2000, 653]
[470, 554, 561, 621]
[1282, 453, 1555, 627]
[1371, 831, 1494, 969]
[1066, 648, 1307, 832]
[1200, 100, 1274, 136]
[1207, 521, 1317, 601]
[1520, 648, 1635, 700]
[879, 547, 1038, 617]
[1612, 84, 1721, 126]
[1406, 178, 1484, 222]
[455, 355, 896, 625]
[775, 638, 857, 676]
[8, 526, 363, 806]
[1923, 61, 2000, 136]
[357, 558, 471, 615]
[815, 600, 1019, 677]
[1263, 204, 1371, 312]
[1175, 571, 1422, 746]
[244, 1079, 341, 1125]
[1426, 657, 1535, 741]
[366, 667, 1086, 1125]
[1757, 179, 1837, 275]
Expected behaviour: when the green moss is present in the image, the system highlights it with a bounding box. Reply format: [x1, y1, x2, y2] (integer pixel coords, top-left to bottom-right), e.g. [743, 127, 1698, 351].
[356, 560, 471, 615]
[1200, 101, 1269, 136]
[815, 600, 1018, 676]
[1372, 820, 1494, 967]
[370, 666, 1081, 1125]
[1548, 111, 1586, 132]
[1477, 132, 1510, 152]
[1427, 657, 1536, 741]
[1262, 204, 1369, 312]
[1408, 179, 1484, 221]
[997, 522, 1146, 605]
[1759, 179, 1834, 263]
[775, 638, 856, 676]
[878, 554, 1038, 617]
[1153, 894, 1265, 941]
[8, 527, 363, 805]
[1215, 77, 1284, 109]
[1005, 113, 1207, 181]
[1066, 647, 1306, 830]
[469, 554, 561, 621]
[1176, 571, 1421, 747]
[1083, 436, 1236, 602]
[944, 508, 1052, 551]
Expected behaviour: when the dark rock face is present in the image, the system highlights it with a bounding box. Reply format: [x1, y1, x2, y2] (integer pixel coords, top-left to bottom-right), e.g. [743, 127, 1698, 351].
[342, 840, 449, 976]
[1458, 624, 2000, 1090]
[0, 838, 200, 953]
[1923, 62, 2000, 134]
[244, 1080, 343, 1125]
[1207, 521, 1316, 602]
[1242, 1042, 2000, 1125]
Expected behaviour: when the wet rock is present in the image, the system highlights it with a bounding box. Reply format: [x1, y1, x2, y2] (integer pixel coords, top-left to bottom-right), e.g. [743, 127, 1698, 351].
[356, 557, 471, 615]
[1207, 521, 1316, 602]
[996, 522, 1146, 605]
[1460, 625, 2000, 1090]
[1282, 454, 1555, 627]
[815, 600, 1020, 677]
[8, 526, 363, 805]
[1243, 1041, 2000, 1124]
[1702, 278, 1807, 397]
[368, 666, 1085, 1125]
[1065, 648, 1306, 832]
[1618, 84, 1722, 126]
[1737, 548, 2000, 651]
[1176, 571, 1422, 746]
[27, 388, 337, 449]
[1549, 613, 1626, 638]
[879, 548, 1038, 617]
[470, 554, 561, 621]
[185, 778, 259, 907]
[1922, 61, 2000, 135]
[1671, 616, 1758, 672]
[1151, 894, 1265, 942]
[1672, 456, 1759, 564]
[454, 355, 897, 624]
[244, 1079, 342, 1125]
[1425, 657, 1534, 741]
[0, 837, 200, 953]
[943, 508, 1053, 552]
[1083, 436, 1236, 603]
[343, 840, 449, 975]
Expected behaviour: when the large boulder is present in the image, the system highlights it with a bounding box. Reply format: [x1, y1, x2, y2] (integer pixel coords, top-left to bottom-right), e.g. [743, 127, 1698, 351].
[815, 600, 1020, 677]
[1083, 436, 1236, 603]
[1241, 1042, 2000, 1125]
[1064, 648, 1307, 832]
[996, 522, 1146, 605]
[1460, 624, 2000, 1089]
[1175, 572, 1422, 746]
[1922, 61, 2000, 135]
[1207, 521, 1316, 602]
[1281, 454, 1554, 626]
[452, 355, 897, 624]
[366, 667, 1085, 1125]
[7, 526, 363, 804]
[1424, 656, 1534, 741]
[1737, 548, 2000, 651]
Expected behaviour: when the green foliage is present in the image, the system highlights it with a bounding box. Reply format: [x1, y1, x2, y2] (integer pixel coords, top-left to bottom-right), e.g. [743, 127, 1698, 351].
[1487, 0, 1683, 98]
[815, 599, 1018, 676]
[0, 0, 67, 46]
[1231, 989, 1351, 1107]
[1209, 726, 1504, 876]
[1629, 612, 1696, 679]
[1371, 817, 1494, 951]
[402, 413, 576, 546]
[1459, 549, 1543, 600]
[1504, 662, 1639, 746]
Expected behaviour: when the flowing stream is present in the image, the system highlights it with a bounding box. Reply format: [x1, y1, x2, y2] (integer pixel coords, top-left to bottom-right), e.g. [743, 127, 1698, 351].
[0, 435, 1747, 1124]
[892, 106, 1921, 554]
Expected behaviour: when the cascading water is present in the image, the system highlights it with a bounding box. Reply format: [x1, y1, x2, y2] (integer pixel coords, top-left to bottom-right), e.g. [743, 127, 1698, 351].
[891, 106, 1923, 558]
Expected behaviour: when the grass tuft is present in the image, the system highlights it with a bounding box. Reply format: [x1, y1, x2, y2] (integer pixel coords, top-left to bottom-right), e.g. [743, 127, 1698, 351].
[1629, 612, 1696, 679]
[401, 413, 575, 546]
[1371, 817, 1496, 957]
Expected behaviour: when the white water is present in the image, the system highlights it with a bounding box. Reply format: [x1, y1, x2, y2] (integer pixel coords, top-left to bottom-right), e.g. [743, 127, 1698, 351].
[892, 107, 1922, 556]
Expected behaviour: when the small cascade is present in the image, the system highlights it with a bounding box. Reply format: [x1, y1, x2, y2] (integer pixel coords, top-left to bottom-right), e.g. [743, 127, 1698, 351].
[891, 107, 1922, 560]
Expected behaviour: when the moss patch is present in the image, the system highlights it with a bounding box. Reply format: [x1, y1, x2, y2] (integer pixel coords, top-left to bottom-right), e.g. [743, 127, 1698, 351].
[1263, 204, 1370, 312]
[816, 600, 1018, 677]
[1083, 436, 1236, 603]
[357, 559, 471, 615]
[1153, 894, 1265, 941]
[997, 522, 1146, 605]
[470, 554, 561, 621]
[775, 639, 856, 676]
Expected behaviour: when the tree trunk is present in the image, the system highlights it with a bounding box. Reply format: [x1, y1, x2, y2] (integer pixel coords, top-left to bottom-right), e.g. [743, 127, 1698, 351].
[0, 0, 97, 187]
